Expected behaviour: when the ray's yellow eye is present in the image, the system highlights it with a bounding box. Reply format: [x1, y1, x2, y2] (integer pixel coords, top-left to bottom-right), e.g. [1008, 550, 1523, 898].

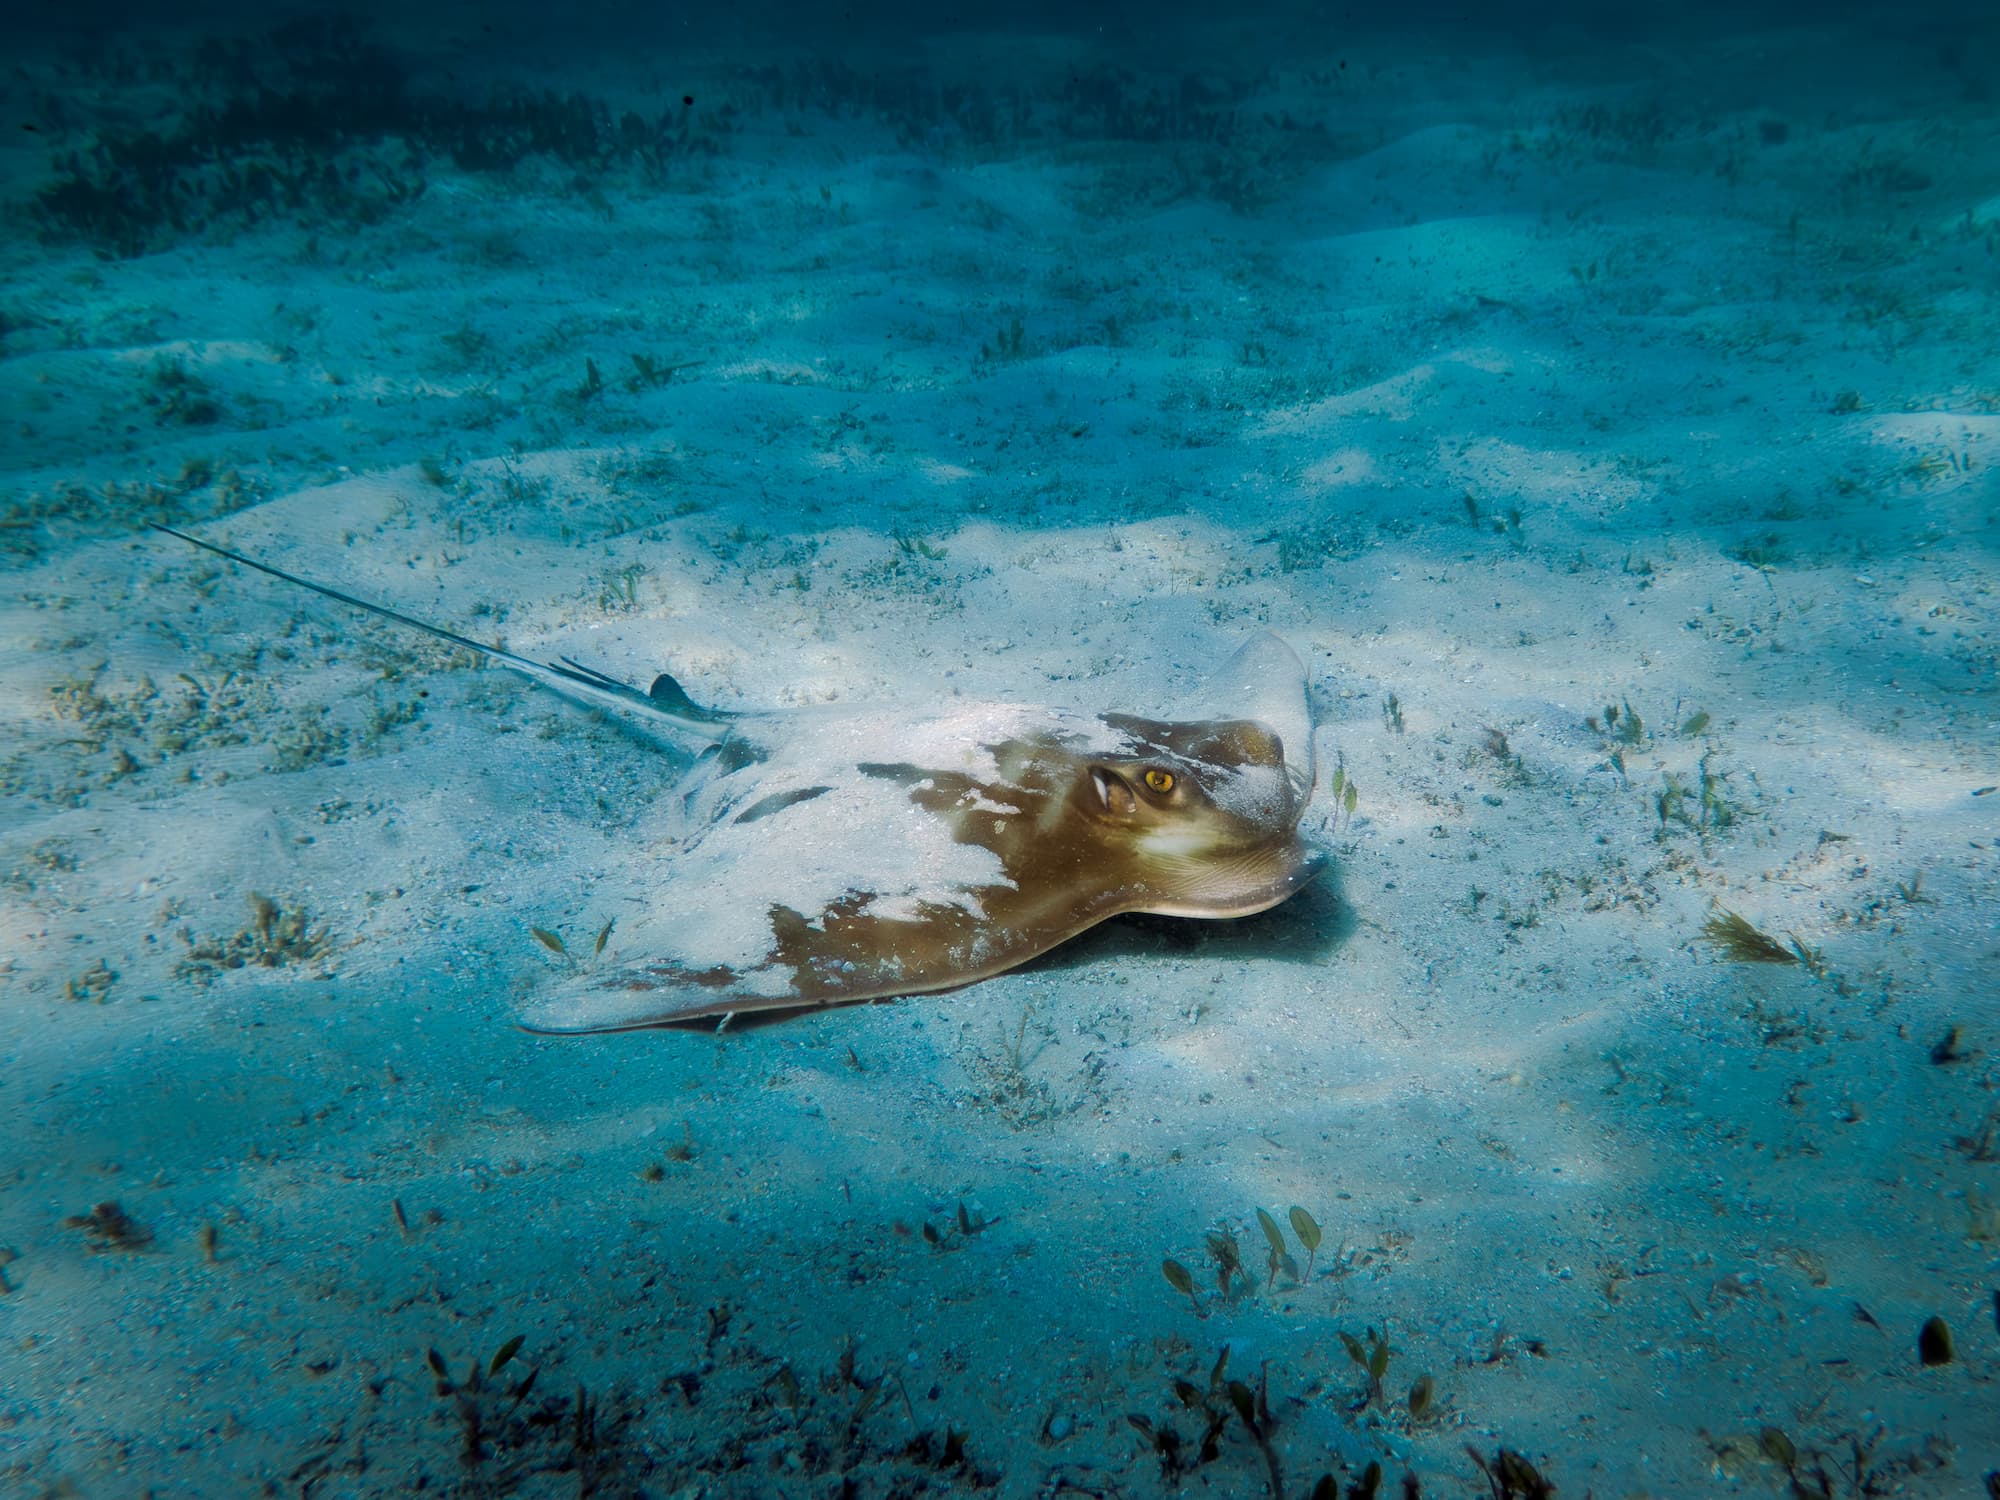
[1143, 768, 1175, 794]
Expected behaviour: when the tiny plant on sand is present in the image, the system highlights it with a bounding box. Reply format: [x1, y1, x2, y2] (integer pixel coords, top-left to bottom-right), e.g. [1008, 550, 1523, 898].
[1585, 699, 1645, 747]
[1163, 1257, 1202, 1314]
[1339, 1328, 1392, 1409]
[531, 919, 614, 972]
[63, 1201, 151, 1251]
[1468, 1446, 1556, 1498]
[1208, 1228, 1248, 1301]
[1701, 906, 1825, 975]
[918, 1199, 996, 1250]
[598, 562, 648, 612]
[176, 893, 330, 982]
[1730, 1425, 1905, 1500]
[1288, 1206, 1322, 1280]
[423, 1336, 647, 1490]
[1330, 763, 1360, 833]
[1128, 1346, 1382, 1500]
[981, 315, 1028, 362]
[1659, 756, 1743, 835]
[1255, 1208, 1300, 1287]
[429, 1337, 540, 1466]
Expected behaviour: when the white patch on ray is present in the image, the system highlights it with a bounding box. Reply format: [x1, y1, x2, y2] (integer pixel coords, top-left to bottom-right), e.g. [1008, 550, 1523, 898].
[953, 789, 1018, 816]
[598, 700, 1112, 980]
[1204, 761, 1295, 825]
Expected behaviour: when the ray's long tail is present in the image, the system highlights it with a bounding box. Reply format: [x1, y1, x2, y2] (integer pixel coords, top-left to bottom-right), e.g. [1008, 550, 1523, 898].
[151, 523, 735, 743]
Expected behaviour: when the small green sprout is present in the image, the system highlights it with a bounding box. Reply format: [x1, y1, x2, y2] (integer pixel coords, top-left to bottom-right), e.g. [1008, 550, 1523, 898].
[664, 1122, 696, 1162]
[1223, 1371, 1283, 1499]
[1697, 754, 1736, 829]
[1657, 771, 1688, 828]
[1206, 1230, 1244, 1299]
[489, 1334, 525, 1374]
[1408, 1374, 1435, 1420]
[1330, 763, 1360, 831]
[1162, 1257, 1200, 1314]
[1469, 1447, 1554, 1498]
[1339, 1327, 1391, 1406]
[1617, 700, 1643, 744]
[987, 316, 1026, 360]
[1248, 1216, 1280, 1272]
[599, 563, 647, 611]
[1593, 699, 1645, 746]
[1759, 1427, 1797, 1469]
[427, 1337, 541, 1466]
[1254, 1208, 1293, 1287]
[1788, 933, 1830, 980]
[1288, 1206, 1321, 1279]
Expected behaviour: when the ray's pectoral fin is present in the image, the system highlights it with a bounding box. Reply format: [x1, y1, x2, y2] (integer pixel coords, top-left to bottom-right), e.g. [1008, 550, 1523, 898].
[516, 888, 1041, 1034]
[519, 960, 774, 1034]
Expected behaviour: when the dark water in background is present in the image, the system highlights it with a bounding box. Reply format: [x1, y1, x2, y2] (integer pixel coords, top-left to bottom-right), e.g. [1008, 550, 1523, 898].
[19, 0, 1999, 80]
[5, 0, 1999, 1494]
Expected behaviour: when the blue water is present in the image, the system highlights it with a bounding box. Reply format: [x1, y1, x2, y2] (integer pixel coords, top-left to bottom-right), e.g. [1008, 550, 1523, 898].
[3, 2, 1996, 1494]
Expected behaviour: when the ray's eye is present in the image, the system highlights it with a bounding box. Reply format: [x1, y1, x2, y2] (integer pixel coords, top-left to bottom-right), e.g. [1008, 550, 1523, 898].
[1143, 768, 1175, 794]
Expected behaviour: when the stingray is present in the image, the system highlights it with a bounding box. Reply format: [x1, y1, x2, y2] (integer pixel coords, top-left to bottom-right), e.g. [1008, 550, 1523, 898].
[154, 525, 1324, 1031]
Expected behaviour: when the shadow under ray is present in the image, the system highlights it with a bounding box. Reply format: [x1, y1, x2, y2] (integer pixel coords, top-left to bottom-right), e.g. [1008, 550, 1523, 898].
[1030, 857, 1354, 976]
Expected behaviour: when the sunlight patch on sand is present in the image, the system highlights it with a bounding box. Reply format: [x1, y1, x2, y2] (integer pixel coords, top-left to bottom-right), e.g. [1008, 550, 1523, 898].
[1298, 447, 1381, 490]
[1440, 437, 1648, 518]
[1255, 363, 1438, 434]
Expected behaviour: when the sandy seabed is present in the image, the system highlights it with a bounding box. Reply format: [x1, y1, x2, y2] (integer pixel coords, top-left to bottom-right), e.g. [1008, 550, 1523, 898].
[1, 4, 1997, 1495]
